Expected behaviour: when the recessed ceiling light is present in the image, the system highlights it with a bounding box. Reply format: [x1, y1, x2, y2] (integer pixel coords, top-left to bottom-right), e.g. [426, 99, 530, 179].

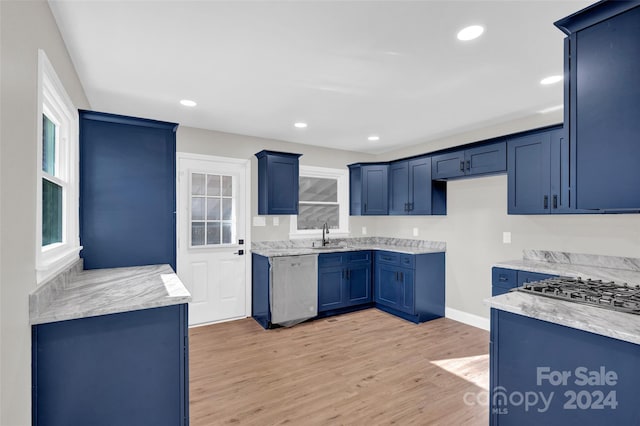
[457, 25, 484, 41]
[179, 99, 197, 107]
[540, 75, 563, 85]
[368, 135, 380, 142]
[294, 122, 308, 129]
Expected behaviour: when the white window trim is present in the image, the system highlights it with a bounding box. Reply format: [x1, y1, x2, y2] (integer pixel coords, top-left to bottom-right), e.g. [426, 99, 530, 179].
[289, 165, 349, 239]
[36, 50, 81, 284]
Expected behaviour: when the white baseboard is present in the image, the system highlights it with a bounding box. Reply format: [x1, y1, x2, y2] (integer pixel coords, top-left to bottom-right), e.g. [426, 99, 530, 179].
[445, 307, 490, 331]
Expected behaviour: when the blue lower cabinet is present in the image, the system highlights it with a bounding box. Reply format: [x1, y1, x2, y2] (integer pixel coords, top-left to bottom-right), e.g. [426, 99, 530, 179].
[492, 267, 556, 296]
[374, 251, 445, 323]
[490, 309, 640, 425]
[32, 304, 189, 426]
[252, 253, 271, 328]
[318, 251, 372, 314]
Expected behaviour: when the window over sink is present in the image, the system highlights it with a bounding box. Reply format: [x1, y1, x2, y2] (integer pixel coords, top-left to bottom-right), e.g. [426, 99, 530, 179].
[290, 165, 349, 238]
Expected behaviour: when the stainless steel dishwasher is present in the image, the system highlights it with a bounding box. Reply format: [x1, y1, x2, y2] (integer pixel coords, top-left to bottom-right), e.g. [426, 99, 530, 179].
[270, 254, 318, 327]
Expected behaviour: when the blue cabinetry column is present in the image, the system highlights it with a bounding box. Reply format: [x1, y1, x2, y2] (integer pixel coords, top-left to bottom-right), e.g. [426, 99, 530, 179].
[79, 110, 177, 270]
[556, 3, 640, 212]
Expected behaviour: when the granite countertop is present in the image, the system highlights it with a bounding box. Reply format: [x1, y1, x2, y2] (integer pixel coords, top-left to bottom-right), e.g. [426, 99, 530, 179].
[251, 237, 446, 257]
[487, 249, 640, 344]
[30, 261, 191, 325]
[486, 291, 640, 345]
[494, 249, 640, 285]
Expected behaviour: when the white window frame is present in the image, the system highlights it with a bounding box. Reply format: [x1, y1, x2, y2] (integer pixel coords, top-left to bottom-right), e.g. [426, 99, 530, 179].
[36, 50, 81, 284]
[289, 165, 349, 239]
[187, 170, 238, 248]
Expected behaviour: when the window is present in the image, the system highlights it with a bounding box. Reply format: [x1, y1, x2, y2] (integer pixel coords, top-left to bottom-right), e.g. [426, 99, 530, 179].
[290, 166, 349, 237]
[36, 50, 80, 284]
[190, 172, 236, 246]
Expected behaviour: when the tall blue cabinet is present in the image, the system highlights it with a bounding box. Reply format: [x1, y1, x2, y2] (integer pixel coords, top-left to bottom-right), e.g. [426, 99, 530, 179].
[79, 111, 177, 270]
[555, 1, 640, 212]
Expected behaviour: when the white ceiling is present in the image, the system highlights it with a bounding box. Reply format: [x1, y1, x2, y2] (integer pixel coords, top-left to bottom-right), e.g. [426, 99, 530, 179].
[49, 0, 592, 154]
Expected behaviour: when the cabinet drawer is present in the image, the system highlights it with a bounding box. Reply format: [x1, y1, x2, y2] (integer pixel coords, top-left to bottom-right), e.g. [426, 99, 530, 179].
[318, 253, 345, 268]
[492, 268, 517, 289]
[375, 251, 414, 268]
[347, 251, 371, 263]
[376, 251, 400, 265]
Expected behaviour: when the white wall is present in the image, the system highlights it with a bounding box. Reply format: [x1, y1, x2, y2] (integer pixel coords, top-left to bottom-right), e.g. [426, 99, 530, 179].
[0, 1, 90, 424]
[177, 126, 377, 241]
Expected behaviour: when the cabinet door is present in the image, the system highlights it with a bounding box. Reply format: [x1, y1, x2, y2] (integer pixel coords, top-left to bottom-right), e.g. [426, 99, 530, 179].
[318, 266, 345, 312]
[465, 141, 506, 176]
[397, 268, 415, 315]
[573, 6, 640, 211]
[348, 165, 362, 215]
[431, 151, 465, 180]
[347, 263, 372, 305]
[549, 128, 573, 213]
[507, 133, 551, 214]
[362, 164, 389, 215]
[408, 157, 433, 215]
[388, 161, 409, 215]
[266, 154, 299, 214]
[375, 264, 400, 309]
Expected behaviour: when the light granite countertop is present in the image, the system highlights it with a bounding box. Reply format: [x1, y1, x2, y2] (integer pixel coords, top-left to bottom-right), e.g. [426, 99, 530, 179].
[252, 237, 446, 257]
[30, 261, 191, 325]
[486, 291, 640, 345]
[487, 249, 640, 345]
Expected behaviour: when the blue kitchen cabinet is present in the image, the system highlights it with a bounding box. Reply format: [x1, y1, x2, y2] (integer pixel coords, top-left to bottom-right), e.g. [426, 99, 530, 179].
[374, 251, 445, 323]
[318, 251, 372, 313]
[490, 309, 640, 425]
[389, 157, 446, 215]
[32, 304, 189, 426]
[348, 163, 389, 215]
[79, 110, 177, 271]
[251, 253, 272, 328]
[255, 150, 302, 215]
[555, 2, 640, 212]
[432, 141, 506, 180]
[491, 267, 557, 296]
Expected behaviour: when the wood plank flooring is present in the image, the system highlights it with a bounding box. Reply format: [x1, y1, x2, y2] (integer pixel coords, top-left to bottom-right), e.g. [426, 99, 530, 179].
[189, 308, 489, 426]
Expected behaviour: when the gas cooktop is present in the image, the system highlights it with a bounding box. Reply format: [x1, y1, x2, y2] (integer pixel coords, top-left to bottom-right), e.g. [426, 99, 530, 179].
[515, 277, 640, 315]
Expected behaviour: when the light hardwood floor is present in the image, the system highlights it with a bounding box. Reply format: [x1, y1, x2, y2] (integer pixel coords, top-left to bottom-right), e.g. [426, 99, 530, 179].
[190, 308, 489, 426]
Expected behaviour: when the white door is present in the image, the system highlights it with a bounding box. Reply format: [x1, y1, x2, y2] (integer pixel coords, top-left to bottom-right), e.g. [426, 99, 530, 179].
[177, 154, 250, 326]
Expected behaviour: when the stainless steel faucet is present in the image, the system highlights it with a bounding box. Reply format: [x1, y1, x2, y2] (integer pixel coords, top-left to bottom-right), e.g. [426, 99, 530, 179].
[322, 222, 330, 246]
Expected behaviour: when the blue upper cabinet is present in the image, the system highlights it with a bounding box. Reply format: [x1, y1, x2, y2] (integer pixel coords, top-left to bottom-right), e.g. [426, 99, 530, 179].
[389, 156, 446, 215]
[555, 2, 640, 212]
[508, 131, 552, 214]
[79, 110, 177, 271]
[349, 163, 388, 215]
[508, 127, 576, 215]
[255, 150, 302, 215]
[432, 141, 506, 180]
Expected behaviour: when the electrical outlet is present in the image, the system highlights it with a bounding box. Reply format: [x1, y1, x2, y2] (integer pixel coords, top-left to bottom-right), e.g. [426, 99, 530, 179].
[413, 227, 419, 237]
[503, 231, 512, 244]
[362, 226, 367, 235]
[253, 217, 266, 227]
[272, 217, 279, 226]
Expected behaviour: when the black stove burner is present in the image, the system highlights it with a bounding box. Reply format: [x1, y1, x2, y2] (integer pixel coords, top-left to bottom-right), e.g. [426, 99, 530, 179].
[515, 277, 640, 315]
